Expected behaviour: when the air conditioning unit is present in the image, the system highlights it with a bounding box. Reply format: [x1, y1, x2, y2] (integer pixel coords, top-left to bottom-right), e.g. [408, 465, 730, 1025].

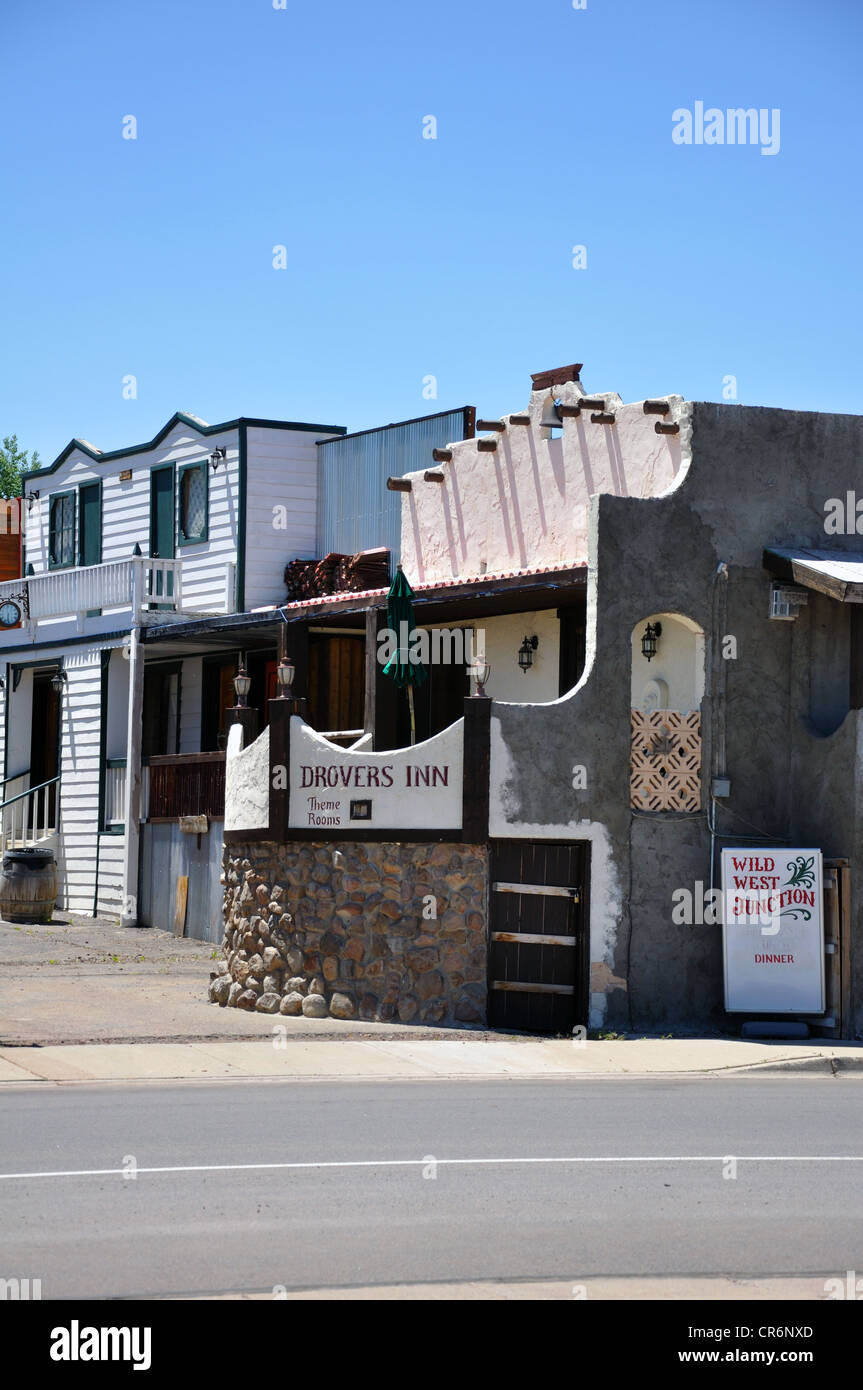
[769, 584, 809, 620]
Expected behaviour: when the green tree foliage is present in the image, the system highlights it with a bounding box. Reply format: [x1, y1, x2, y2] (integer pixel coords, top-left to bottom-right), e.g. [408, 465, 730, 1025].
[0, 435, 40, 498]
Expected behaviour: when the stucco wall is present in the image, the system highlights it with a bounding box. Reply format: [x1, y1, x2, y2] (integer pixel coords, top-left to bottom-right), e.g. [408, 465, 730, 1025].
[488, 401, 863, 1033]
[400, 384, 686, 584]
[629, 611, 705, 711]
[224, 723, 270, 833]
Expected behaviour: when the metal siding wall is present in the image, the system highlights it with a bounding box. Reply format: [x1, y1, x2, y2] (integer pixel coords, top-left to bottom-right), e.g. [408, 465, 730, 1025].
[316, 411, 467, 567]
[139, 820, 225, 943]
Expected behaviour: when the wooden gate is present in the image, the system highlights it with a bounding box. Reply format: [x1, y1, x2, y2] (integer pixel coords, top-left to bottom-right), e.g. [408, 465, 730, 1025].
[488, 841, 590, 1034]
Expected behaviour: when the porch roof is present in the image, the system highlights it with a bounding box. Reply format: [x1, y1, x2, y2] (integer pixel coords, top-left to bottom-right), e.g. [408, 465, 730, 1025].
[141, 562, 588, 649]
[763, 547, 863, 603]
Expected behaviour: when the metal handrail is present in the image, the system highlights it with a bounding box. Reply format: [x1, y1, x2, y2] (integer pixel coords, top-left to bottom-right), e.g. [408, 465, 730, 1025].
[0, 767, 29, 789]
[0, 774, 60, 810]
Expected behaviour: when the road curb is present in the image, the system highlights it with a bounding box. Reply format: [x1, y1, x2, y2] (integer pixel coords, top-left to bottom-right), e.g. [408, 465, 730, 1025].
[717, 1054, 863, 1076]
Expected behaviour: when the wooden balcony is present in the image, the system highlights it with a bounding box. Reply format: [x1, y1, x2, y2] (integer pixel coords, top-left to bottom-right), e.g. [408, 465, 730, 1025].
[0, 556, 235, 633]
[146, 752, 226, 822]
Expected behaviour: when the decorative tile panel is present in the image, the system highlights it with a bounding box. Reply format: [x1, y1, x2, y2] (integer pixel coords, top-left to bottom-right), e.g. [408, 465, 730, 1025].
[630, 710, 702, 812]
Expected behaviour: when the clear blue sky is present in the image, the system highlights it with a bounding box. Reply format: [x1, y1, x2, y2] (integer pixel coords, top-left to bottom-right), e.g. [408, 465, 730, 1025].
[2, 0, 861, 466]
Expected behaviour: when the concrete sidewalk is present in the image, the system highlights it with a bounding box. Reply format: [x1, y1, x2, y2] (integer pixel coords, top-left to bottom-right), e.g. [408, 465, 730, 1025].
[3, 914, 863, 1084]
[0, 914, 493, 1045]
[2, 1036, 863, 1086]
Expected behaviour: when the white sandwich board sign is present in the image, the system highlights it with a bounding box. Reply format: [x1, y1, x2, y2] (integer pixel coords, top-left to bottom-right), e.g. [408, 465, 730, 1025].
[721, 847, 825, 1014]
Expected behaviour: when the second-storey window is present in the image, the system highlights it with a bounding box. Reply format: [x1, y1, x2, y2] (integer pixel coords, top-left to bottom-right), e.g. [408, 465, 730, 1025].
[48, 492, 76, 568]
[178, 463, 208, 545]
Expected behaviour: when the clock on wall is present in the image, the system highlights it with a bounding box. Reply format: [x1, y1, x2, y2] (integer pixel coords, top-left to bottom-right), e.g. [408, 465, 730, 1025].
[0, 600, 22, 628]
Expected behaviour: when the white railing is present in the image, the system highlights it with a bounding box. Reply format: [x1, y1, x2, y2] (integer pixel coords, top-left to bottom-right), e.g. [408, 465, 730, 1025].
[0, 558, 186, 630]
[0, 776, 59, 852]
[104, 762, 127, 827]
[102, 762, 149, 829]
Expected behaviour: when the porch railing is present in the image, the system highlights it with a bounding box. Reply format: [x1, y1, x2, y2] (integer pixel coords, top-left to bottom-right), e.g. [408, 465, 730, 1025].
[104, 759, 126, 828]
[146, 752, 226, 821]
[101, 760, 150, 831]
[0, 556, 235, 630]
[0, 775, 60, 851]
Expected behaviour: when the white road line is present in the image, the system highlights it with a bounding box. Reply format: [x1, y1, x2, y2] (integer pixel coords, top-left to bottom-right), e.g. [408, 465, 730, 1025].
[0, 1155, 862, 1180]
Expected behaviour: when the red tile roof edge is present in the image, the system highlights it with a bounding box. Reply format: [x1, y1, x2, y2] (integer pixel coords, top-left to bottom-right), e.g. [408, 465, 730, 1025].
[275, 562, 588, 612]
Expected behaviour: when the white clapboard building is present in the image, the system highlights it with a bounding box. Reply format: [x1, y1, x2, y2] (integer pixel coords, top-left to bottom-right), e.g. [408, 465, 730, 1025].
[0, 411, 345, 930]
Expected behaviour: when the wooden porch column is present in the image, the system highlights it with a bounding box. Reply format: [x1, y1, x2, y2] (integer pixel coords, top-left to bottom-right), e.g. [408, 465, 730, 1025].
[268, 696, 292, 841]
[121, 627, 145, 926]
[364, 607, 379, 739]
[365, 605, 398, 750]
[288, 621, 309, 703]
[462, 694, 491, 842]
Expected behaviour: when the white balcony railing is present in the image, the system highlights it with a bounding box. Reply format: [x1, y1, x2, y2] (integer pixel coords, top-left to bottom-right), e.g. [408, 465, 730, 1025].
[0, 557, 234, 631]
[104, 761, 127, 827]
[102, 762, 151, 831]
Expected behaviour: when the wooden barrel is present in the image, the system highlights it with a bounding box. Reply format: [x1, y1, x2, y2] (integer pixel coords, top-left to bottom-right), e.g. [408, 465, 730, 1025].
[0, 848, 58, 924]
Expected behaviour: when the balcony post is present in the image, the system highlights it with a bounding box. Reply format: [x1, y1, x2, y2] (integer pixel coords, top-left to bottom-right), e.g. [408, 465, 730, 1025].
[120, 627, 145, 926]
[130, 558, 143, 623]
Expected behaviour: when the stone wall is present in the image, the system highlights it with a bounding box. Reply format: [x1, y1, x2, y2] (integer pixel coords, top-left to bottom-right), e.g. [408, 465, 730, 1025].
[210, 840, 489, 1026]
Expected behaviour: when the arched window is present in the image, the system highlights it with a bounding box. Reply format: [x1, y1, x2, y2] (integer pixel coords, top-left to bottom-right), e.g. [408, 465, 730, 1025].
[630, 613, 705, 812]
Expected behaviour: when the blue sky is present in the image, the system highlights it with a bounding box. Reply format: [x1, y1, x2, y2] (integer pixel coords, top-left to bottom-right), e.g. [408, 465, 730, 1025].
[2, 0, 861, 465]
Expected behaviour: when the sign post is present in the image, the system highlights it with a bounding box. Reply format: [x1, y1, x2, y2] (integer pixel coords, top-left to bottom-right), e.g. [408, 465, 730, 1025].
[721, 848, 825, 1013]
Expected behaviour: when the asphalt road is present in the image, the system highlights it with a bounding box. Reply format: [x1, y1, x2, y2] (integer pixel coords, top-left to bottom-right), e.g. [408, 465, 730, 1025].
[2, 1077, 862, 1299]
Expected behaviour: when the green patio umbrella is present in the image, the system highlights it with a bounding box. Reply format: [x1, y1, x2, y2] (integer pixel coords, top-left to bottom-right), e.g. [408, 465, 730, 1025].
[383, 564, 427, 745]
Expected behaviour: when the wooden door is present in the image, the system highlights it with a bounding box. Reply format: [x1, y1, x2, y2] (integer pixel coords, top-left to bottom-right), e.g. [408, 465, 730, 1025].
[488, 841, 589, 1034]
[218, 662, 237, 745]
[264, 660, 278, 706]
[142, 667, 180, 759]
[31, 672, 60, 823]
[308, 635, 364, 732]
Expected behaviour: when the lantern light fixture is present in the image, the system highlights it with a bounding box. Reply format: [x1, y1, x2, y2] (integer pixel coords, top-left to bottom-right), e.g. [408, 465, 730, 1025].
[470, 658, 491, 698]
[210, 447, 227, 472]
[641, 621, 662, 661]
[51, 669, 68, 695]
[517, 635, 538, 673]
[26, 491, 40, 512]
[233, 664, 251, 707]
[276, 656, 295, 696]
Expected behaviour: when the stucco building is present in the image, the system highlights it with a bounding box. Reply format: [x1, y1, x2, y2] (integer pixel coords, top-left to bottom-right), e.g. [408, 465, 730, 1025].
[219, 363, 861, 1037]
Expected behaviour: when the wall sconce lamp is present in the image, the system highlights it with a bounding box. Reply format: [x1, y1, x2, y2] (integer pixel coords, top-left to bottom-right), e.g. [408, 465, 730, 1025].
[276, 656, 295, 697]
[26, 491, 40, 512]
[233, 664, 251, 707]
[470, 658, 491, 698]
[50, 669, 68, 695]
[210, 448, 227, 472]
[517, 635, 539, 673]
[641, 621, 662, 662]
